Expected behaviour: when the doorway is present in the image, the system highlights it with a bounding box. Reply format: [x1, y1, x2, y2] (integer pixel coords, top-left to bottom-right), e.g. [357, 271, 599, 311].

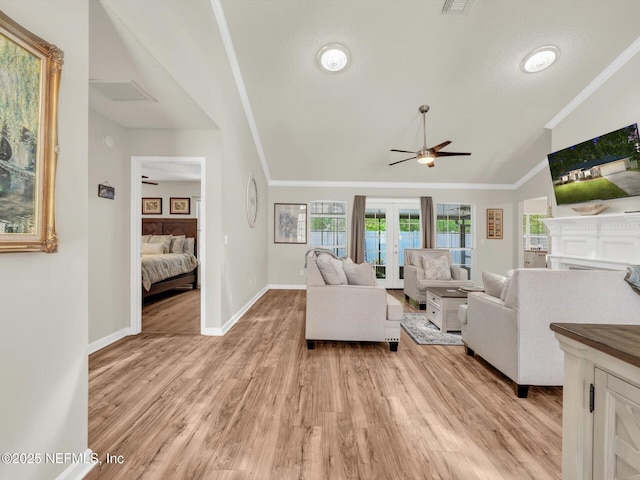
[130, 156, 206, 335]
[365, 199, 421, 289]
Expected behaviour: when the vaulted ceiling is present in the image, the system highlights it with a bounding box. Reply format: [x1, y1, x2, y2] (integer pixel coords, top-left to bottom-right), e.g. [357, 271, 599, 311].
[90, 0, 640, 185]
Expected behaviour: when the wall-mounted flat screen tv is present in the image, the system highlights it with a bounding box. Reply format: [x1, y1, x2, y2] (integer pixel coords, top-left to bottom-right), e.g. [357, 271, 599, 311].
[547, 123, 640, 205]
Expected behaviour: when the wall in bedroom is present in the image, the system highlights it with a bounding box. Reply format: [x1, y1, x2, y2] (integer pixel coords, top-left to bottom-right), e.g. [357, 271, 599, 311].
[88, 110, 130, 345]
[268, 185, 517, 286]
[0, 2, 89, 480]
[550, 44, 640, 216]
[141, 181, 201, 218]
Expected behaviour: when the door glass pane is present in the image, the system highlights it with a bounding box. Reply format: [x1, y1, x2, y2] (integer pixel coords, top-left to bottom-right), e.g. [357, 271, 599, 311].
[398, 209, 421, 279]
[365, 208, 386, 279]
[436, 203, 473, 278]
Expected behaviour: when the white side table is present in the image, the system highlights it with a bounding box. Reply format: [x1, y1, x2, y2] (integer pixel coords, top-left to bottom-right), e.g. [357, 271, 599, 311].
[425, 287, 467, 332]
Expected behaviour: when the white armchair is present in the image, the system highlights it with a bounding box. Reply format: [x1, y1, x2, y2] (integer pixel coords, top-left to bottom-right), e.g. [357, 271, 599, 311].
[305, 251, 403, 351]
[403, 249, 471, 309]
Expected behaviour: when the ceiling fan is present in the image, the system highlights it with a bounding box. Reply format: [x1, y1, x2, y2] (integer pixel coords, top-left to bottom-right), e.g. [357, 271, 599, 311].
[389, 105, 471, 168]
[142, 175, 158, 185]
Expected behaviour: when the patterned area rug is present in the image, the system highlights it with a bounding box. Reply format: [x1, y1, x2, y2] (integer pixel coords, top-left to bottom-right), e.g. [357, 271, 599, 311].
[401, 313, 463, 346]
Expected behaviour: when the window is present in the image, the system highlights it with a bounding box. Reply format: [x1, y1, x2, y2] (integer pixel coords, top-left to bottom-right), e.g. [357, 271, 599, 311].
[309, 201, 347, 257]
[523, 214, 548, 250]
[436, 203, 473, 277]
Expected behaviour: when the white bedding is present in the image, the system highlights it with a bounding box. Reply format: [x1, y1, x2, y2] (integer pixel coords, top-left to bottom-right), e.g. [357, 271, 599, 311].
[141, 252, 198, 291]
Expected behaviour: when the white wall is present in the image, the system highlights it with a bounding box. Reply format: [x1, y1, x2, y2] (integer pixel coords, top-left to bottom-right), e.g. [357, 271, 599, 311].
[88, 111, 130, 345]
[268, 185, 518, 285]
[0, 3, 89, 480]
[100, 1, 269, 325]
[141, 181, 200, 218]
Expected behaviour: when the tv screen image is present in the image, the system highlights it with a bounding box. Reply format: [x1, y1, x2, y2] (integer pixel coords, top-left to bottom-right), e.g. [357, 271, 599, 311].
[547, 123, 640, 205]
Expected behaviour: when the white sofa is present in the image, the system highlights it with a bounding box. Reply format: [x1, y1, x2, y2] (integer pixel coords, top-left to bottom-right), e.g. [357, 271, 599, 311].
[461, 268, 640, 397]
[403, 248, 472, 308]
[305, 251, 403, 351]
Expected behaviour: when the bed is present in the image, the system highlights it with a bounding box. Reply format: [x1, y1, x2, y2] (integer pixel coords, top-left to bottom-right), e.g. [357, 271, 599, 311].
[141, 218, 198, 299]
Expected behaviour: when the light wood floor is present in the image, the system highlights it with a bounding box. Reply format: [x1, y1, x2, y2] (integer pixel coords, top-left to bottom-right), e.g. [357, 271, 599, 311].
[88, 289, 562, 480]
[142, 288, 200, 334]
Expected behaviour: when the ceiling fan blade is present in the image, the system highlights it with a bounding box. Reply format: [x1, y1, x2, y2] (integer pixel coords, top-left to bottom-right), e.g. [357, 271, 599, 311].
[434, 151, 471, 157]
[430, 141, 451, 152]
[390, 149, 416, 154]
[142, 180, 158, 185]
[388, 156, 417, 166]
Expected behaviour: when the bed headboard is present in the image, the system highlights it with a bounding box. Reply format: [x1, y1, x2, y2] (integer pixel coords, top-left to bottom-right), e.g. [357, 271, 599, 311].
[142, 218, 198, 256]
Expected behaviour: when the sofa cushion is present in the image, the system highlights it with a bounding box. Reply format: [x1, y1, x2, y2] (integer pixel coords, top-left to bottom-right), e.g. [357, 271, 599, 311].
[422, 255, 452, 280]
[316, 253, 348, 285]
[386, 294, 404, 321]
[499, 277, 511, 301]
[343, 261, 376, 286]
[482, 271, 507, 298]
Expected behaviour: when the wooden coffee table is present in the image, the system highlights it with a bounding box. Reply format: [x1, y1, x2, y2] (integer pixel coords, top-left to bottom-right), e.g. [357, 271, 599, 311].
[425, 287, 468, 332]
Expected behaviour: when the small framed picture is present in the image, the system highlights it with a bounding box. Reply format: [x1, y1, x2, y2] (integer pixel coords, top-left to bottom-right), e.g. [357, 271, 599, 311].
[142, 197, 162, 215]
[170, 197, 190, 215]
[98, 184, 115, 200]
[274, 203, 307, 244]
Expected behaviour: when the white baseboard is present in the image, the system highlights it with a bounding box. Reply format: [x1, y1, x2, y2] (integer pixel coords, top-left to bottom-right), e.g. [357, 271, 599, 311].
[202, 285, 269, 336]
[88, 327, 131, 355]
[268, 284, 306, 290]
[54, 449, 96, 480]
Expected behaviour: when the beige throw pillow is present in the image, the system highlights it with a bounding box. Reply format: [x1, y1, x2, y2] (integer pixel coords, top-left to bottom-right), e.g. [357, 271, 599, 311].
[142, 242, 164, 255]
[482, 271, 506, 298]
[170, 235, 186, 254]
[316, 253, 348, 285]
[149, 234, 173, 254]
[422, 255, 452, 280]
[343, 262, 377, 286]
[183, 237, 195, 255]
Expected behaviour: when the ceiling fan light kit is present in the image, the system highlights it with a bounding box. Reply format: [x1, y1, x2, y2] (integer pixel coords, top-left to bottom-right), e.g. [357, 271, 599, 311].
[389, 104, 471, 168]
[316, 43, 350, 72]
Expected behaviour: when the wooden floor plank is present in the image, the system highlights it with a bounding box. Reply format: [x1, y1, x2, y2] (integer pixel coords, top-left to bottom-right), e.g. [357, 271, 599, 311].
[88, 289, 562, 479]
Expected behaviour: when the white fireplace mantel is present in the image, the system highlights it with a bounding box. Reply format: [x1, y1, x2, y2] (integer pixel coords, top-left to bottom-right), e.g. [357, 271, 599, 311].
[542, 213, 640, 270]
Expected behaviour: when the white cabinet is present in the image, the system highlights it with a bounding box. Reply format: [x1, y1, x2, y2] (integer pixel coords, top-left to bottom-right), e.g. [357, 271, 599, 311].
[593, 368, 640, 478]
[551, 324, 640, 479]
[523, 250, 547, 268]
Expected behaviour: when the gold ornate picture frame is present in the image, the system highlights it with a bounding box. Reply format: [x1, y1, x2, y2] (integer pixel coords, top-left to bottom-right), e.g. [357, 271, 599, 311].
[0, 11, 63, 253]
[486, 208, 503, 239]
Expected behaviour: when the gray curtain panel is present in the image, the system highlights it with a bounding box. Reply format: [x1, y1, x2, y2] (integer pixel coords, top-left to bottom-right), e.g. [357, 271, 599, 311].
[420, 196, 435, 248]
[350, 195, 366, 263]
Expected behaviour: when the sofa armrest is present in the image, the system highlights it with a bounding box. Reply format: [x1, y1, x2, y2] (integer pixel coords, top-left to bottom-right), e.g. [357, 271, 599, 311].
[306, 285, 387, 341]
[451, 266, 469, 281]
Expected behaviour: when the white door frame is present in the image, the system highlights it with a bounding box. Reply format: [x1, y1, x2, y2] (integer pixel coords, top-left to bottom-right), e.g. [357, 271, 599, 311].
[130, 156, 206, 335]
[366, 198, 421, 289]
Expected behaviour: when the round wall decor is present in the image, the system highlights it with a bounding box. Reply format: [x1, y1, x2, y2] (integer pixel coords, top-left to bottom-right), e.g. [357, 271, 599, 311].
[246, 175, 258, 228]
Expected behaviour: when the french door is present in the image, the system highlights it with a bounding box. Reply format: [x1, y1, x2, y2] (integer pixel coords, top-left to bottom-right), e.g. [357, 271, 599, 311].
[364, 200, 421, 289]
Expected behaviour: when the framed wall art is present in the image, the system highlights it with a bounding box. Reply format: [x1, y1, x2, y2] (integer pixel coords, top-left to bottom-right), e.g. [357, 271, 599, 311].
[142, 198, 162, 215]
[170, 197, 190, 215]
[98, 183, 115, 200]
[486, 208, 503, 239]
[274, 203, 307, 244]
[0, 12, 64, 253]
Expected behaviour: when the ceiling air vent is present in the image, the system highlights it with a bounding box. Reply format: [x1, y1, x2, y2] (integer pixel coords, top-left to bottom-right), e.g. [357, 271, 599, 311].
[90, 80, 156, 102]
[441, 0, 475, 15]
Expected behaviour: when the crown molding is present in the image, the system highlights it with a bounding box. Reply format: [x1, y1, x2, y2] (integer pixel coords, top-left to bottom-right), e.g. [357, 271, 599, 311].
[545, 35, 640, 129]
[269, 179, 516, 190]
[210, 0, 272, 183]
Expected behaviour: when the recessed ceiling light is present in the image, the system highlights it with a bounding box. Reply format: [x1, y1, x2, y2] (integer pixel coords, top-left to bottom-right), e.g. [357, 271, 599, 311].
[520, 45, 560, 73]
[317, 43, 350, 73]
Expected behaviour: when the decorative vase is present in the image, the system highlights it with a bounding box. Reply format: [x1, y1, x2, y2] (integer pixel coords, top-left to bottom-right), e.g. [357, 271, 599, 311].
[625, 266, 640, 294]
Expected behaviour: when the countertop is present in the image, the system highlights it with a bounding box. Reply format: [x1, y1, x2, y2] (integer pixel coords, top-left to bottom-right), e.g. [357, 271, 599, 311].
[550, 323, 640, 369]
